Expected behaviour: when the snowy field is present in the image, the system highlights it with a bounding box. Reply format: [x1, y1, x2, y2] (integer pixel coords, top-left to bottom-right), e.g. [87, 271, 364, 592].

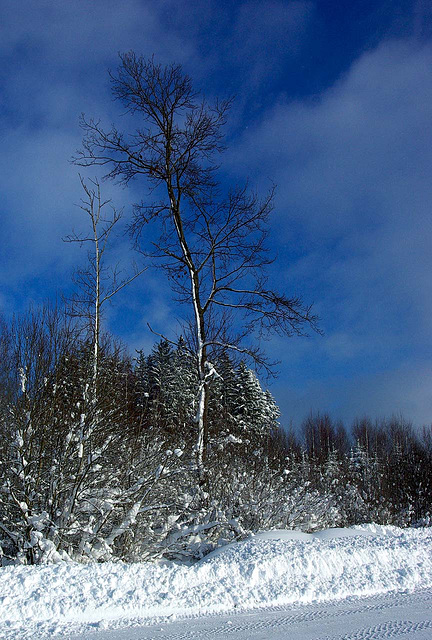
[1, 525, 432, 640]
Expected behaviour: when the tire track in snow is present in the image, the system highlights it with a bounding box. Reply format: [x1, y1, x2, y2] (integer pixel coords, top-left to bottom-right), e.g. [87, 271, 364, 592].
[137, 618, 432, 640]
[325, 619, 432, 639]
[143, 589, 432, 640]
[145, 586, 432, 632]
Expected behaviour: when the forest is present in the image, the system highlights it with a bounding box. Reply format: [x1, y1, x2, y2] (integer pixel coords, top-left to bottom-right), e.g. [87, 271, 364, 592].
[0, 304, 431, 565]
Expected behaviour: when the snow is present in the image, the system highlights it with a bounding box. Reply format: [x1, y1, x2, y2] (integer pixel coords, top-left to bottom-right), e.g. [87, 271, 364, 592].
[71, 589, 432, 640]
[1, 525, 432, 639]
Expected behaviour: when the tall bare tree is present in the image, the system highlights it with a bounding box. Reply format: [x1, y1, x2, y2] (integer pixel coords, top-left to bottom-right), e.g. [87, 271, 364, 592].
[64, 175, 144, 409]
[74, 53, 319, 479]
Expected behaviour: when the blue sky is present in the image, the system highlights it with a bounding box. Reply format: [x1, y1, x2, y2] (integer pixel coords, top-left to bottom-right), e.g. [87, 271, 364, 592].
[1, 0, 432, 429]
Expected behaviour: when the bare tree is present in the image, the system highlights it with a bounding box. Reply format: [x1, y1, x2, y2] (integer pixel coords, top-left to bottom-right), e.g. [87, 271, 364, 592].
[64, 175, 145, 407]
[74, 53, 319, 479]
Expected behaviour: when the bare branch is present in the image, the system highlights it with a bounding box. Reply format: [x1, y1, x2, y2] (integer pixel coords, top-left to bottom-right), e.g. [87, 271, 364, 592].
[73, 54, 320, 477]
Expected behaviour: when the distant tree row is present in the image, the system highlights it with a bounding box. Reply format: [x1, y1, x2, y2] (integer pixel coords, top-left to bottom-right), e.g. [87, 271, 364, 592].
[0, 305, 431, 565]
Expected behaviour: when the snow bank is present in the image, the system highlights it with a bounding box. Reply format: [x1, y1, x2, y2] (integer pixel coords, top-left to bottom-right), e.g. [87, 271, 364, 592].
[1, 525, 432, 639]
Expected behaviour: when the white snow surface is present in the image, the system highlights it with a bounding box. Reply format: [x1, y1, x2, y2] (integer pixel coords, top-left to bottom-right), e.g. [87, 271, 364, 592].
[1, 524, 432, 639]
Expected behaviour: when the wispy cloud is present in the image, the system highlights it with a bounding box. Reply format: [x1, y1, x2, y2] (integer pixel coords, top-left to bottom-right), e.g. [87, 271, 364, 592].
[234, 38, 432, 425]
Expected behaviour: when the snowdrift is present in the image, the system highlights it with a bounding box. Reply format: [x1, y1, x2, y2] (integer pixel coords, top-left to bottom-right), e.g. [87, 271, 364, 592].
[1, 525, 432, 639]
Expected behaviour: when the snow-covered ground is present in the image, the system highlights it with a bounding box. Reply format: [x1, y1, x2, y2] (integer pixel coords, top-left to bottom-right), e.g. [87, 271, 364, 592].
[1, 525, 432, 640]
[69, 589, 432, 640]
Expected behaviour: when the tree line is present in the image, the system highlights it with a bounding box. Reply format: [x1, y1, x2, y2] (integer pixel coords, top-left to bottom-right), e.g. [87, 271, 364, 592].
[0, 305, 431, 565]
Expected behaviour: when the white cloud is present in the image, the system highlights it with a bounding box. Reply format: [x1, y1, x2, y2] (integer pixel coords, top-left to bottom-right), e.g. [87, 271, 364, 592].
[0, 0, 190, 64]
[272, 358, 432, 429]
[235, 40, 432, 227]
[233, 39, 432, 323]
[0, 1, 197, 293]
[234, 39, 432, 426]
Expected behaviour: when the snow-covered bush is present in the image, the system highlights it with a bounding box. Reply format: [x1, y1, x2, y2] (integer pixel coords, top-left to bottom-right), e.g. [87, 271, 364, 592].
[1, 316, 431, 565]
